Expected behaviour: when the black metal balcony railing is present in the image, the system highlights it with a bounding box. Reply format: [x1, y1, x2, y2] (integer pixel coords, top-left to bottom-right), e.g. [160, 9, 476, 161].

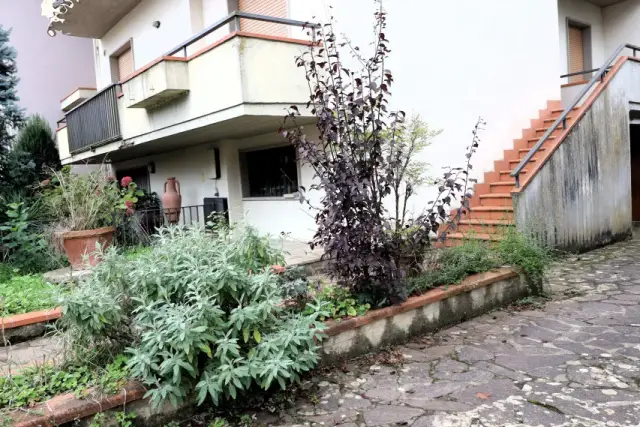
[116, 204, 230, 247]
[66, 84, 122, 154]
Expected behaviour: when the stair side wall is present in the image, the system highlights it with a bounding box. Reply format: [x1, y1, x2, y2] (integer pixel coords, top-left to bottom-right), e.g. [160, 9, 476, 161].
[512, 60, 640, 252]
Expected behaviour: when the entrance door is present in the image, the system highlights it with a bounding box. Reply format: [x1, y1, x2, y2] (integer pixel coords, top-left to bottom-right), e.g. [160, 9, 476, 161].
[631, 125, 640, 221]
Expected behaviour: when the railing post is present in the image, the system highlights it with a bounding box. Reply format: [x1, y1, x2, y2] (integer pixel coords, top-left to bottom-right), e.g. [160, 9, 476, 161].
[562, 118, 566, 130]
[514, 173, 520, 189]
[234, 15, 240, 32]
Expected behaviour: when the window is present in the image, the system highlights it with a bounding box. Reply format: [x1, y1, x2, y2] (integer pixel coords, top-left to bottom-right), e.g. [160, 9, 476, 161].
[567, 22, 592, 83]
[240, 145, 299, 198]
[110, 40, 134, 83]
[116, 166, 150, 192]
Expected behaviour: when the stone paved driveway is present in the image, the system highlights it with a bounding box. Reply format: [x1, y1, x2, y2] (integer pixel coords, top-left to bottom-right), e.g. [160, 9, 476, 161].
[268, 237, 640, 427]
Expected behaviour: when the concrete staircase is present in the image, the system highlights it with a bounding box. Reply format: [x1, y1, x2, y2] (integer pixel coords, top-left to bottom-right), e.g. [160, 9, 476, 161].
[446, 100, 579, 245]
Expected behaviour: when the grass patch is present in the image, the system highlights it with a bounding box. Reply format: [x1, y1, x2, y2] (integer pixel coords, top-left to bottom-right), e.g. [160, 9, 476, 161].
[409, 239, 499, 294]
[409, 228, 554, 296]
[122, 245, 152, 260]
[0, 355, 129, 411]
[0, 273, 59, 317]
[494, 227, 553, 293]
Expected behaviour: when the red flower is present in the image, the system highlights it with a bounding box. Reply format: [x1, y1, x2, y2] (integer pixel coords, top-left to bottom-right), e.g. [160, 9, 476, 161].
[124, 200, 134, 208]
[120, 176, 133, 187]
[125, 207, 134, 216]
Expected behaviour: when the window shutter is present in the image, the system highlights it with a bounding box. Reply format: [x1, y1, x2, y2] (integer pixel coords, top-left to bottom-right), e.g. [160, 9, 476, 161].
[117, 47, 134, 81]
[238, 0, 288, 37]
[568, 25, 585, 83]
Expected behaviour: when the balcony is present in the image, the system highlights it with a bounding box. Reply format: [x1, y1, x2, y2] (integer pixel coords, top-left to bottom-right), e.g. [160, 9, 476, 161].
[121, 59, 190, 109]
[63, 84, 122, 154]
[61, 87, 97, 112]
[56, 12, 318, 164]
[43, 0, 142, 38]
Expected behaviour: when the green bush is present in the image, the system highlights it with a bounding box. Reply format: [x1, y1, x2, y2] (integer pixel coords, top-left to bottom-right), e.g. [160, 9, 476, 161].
[0, 355, 129, 410]
[494, 227, 553, 295]
[0, 202, 63, 273]
[303, 285, 370, 321]
[60, 226, 328, 408]
[409, 228, 553, 296]
[13, 115, 60, 179]
[409, 239, 499, 294]
[0, 274, 60, 316]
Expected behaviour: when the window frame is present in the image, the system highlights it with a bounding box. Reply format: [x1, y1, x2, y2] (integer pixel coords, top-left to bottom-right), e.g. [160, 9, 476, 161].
[239, 143, 301, 201]
[565, 19, 593, 83]
[109, 38, 135, 83]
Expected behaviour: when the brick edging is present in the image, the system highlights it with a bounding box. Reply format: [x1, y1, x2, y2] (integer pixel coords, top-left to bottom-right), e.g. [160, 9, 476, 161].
[8, 382, 146, 427]
[0, 307, 61, 330]
[323, 268, 518, 337]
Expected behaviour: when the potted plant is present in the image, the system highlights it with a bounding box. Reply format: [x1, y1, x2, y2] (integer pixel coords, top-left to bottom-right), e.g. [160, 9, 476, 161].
[44, 167, 142, 268]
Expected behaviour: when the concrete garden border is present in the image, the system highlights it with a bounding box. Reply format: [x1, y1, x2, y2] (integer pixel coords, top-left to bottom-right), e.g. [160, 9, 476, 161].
[320, 267, 526, 364]
[0, 308, 61, 345]
[4, 268, 528, 426]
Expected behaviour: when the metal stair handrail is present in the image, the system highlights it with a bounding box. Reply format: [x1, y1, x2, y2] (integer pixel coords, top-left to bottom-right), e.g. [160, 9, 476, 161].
[511, 43, 640, 188]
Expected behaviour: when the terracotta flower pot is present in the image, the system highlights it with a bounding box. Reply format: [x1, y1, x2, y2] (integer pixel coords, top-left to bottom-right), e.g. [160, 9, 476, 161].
[62, 226, 115, 269]
[162, 177, 182, 224]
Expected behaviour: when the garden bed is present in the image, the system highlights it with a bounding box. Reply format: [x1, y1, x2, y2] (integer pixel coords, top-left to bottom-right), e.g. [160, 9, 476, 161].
[3, 267, 528, 427]
[0, 273, 64, 345]
[320, 267, 525, 364]
[0, 307, 61, 345]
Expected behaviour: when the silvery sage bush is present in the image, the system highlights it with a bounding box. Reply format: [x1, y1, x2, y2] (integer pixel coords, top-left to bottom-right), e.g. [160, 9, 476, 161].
[59, 226, 328, 408]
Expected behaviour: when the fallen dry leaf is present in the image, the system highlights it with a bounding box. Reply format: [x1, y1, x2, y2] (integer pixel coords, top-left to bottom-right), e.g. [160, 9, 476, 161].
[475, 392, 491, 400]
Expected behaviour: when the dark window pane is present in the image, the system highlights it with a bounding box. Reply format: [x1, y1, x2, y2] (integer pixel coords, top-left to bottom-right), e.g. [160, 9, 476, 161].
[116, 166, 150, 192]
[245, 145, 298, 197]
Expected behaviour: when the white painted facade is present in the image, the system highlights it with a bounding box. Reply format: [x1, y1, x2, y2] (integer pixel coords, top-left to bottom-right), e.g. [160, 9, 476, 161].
[557, 0, 640, 104]
[603, 0, 640, 53]
[46, 0, 640, 239]
[111, 132, 319, 240]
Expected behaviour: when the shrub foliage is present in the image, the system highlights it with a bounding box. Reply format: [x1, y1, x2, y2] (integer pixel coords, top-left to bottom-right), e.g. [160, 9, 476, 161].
[282, 4, 479, 305]
[59, 226, 327, 408]
[13, 115, 60, 179]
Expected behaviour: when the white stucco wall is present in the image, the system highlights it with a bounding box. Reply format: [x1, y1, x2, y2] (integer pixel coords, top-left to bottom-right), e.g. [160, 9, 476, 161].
[113, 144, 222, 208]
[0, 0, 95, 129]
[94, 0, 193, 89]
[287, 0, 562, 213]
[221, 132, 319, 240]
[112, 132, 319, 240]
[557, 0, 606, 78]
[603, 0, 640, 54]
[81, 0, 567, 234]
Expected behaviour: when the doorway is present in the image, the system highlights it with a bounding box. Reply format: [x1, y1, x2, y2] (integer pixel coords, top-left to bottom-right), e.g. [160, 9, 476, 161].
[631, 124, 640, 221]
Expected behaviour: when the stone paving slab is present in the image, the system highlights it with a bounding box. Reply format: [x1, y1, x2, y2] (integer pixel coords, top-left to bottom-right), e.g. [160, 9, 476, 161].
[0, 335, 63, 375]
[258, 237, 640, 426]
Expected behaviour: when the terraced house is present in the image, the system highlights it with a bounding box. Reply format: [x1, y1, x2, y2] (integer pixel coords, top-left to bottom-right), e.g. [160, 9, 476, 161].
[44, 0, 640, 250]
